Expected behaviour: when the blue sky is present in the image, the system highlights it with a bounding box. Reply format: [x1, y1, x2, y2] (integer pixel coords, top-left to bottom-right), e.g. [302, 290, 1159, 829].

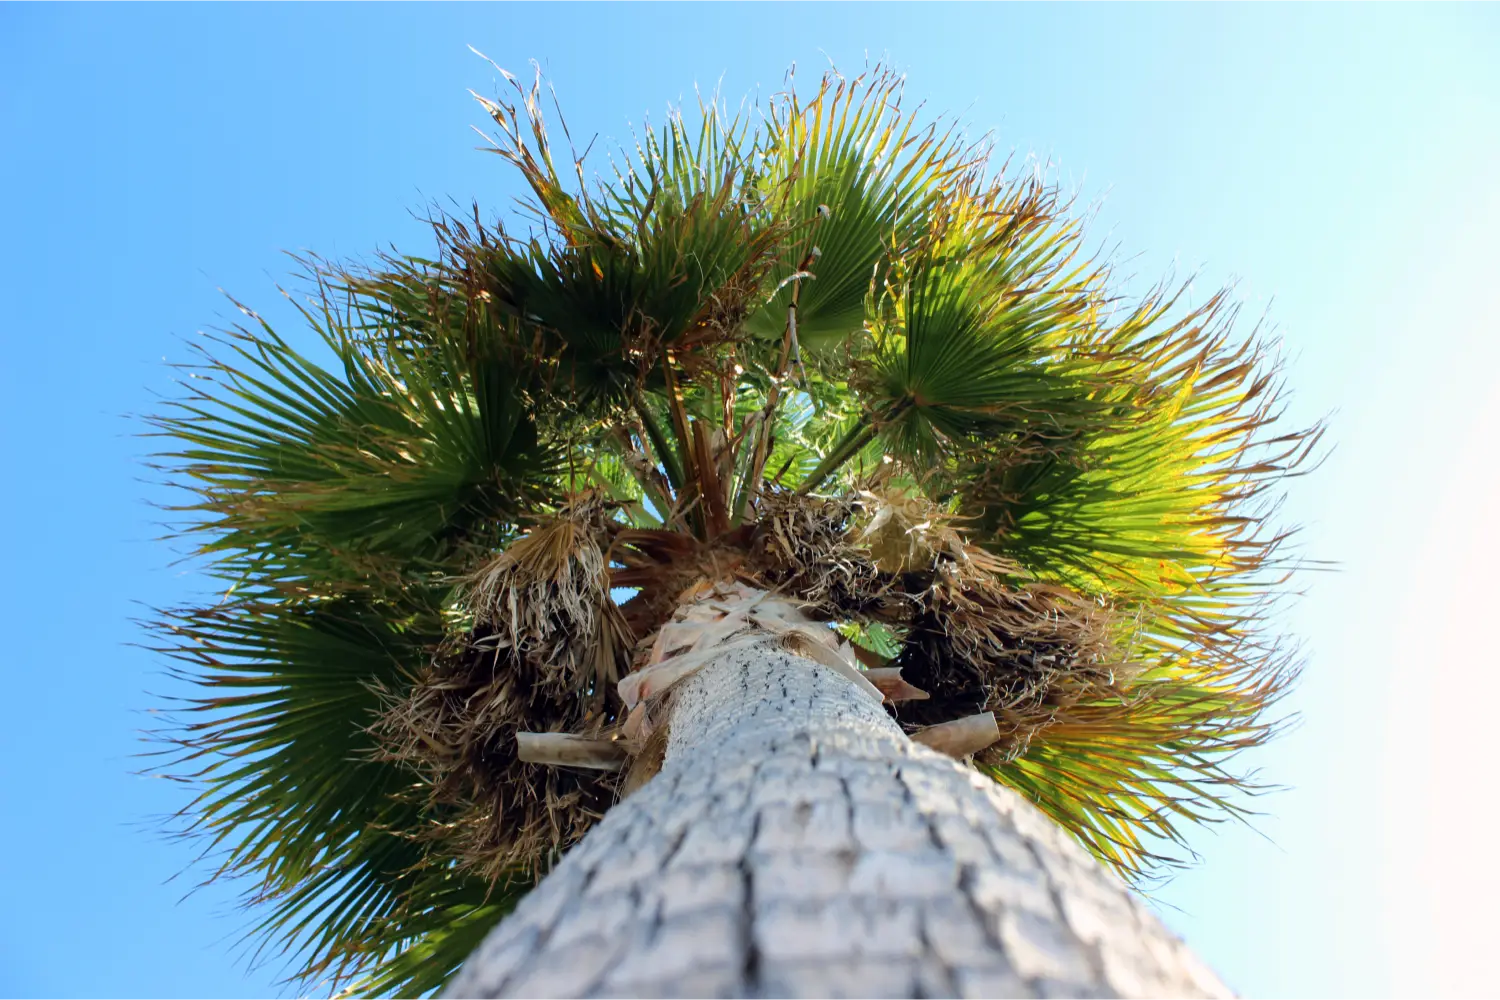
[2, 3, 1497, 997]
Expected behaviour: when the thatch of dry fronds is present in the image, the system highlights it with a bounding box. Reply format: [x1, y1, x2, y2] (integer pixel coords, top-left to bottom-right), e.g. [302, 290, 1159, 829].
[367, 484, 1131, 881]
[893, 572, 1120, 743]
[748, 490, 901, 619]
[368, 494, 633, 881]
[749, 486, 1121, 747]
[854, 482, 970, 573]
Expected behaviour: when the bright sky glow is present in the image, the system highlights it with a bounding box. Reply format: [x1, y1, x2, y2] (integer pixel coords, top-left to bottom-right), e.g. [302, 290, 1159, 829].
[2, 4, 1496, 997]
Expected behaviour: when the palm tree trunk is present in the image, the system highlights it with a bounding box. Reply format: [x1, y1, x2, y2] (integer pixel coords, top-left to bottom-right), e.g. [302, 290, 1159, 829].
[450, 597, 1229, 999]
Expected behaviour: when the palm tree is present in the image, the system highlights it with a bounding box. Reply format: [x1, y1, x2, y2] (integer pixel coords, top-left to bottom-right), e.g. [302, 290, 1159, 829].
[149, 64, 1317, 998]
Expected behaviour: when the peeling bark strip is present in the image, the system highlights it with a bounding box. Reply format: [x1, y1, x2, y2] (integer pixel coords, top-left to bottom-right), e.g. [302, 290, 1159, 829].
[514, 733, 628, 771]
[863, 666, 931, 703]
[450, 650, 1230, 999]
[618, 580, 885, 714]
[911, 711, 1002, 759]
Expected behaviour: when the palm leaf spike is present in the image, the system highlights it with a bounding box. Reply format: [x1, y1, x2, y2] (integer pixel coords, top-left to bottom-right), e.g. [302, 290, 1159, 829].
[146, 60, 1320, 995]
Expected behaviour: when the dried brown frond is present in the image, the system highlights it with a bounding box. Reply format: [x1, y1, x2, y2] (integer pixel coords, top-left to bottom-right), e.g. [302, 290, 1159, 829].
[368, 493, 633, 880]
[854, 484, 965, 574]
[748, 489, 903, 619]
[850, 476, 1029, 577]
[619, 719, 670, 798]
[747, 488, 1122, 756]
[892, 568, 1120, 740]
[463, 492, 629, 704]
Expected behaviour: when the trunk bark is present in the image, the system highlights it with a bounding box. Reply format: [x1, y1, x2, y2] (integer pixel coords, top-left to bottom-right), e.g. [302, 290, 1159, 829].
[450, 626, 1229, 998]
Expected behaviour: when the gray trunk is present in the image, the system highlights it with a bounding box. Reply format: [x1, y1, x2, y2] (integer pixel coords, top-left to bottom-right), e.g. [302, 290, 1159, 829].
[449, 646, 1230, 999]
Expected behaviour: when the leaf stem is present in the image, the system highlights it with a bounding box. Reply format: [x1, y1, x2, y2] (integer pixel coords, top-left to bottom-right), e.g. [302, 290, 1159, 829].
[634, 396, 685, 497]
[795, 417, 879, 494]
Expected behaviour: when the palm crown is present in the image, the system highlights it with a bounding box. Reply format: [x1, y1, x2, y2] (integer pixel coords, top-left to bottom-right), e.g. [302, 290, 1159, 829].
[149, 64, 1318, 996]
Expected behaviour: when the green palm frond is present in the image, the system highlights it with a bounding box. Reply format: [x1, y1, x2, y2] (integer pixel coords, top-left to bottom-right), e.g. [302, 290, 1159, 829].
[470, 72, 784, 410]
[148, 258, 561, 994]
[149, 595, 485, 990]
[981, 637, 1298, 879]
[747, 67, 973, 354]
[339, 883, 525, 999]
[151, 292, 558, 595]
[962, 287, 1314, 594]
[860, 189, 1100, 464]
[155, 598, 422, 879]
